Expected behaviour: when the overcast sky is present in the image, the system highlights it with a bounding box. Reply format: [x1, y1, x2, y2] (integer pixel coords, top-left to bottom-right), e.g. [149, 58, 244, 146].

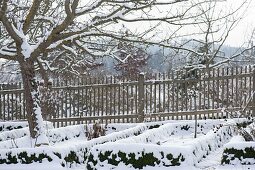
[223, 0, 255, 47]
[121, 0, 255, 48]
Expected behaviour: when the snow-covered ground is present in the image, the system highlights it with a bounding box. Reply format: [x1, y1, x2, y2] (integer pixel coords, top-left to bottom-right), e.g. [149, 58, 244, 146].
[0, 119, 254, 170]
[1, 162, 255, 170]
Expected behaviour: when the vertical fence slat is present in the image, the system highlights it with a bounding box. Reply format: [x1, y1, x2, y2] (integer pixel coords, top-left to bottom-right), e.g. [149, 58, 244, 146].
[130, 82, 134, 122]
[7, 93, 10, 120]
[207, 70, 210, 117]
[138, 73, 145, 122]
[252, 67, 255, 117]
[171, 70, 175, 120]
[221, 67, 225, 118]
[226, 67, 229, 118]
[216, 68, 220, 119]
[203, 70, 206, 119]
[150, 80, 153, 113]
[212, 68, 215, 111]
[176, 72, 179, 115]
[0, 91, 2, 120]
[243, 66, 246, 114]
[167, 72, 170, 114]
[198, 69, 202, 119]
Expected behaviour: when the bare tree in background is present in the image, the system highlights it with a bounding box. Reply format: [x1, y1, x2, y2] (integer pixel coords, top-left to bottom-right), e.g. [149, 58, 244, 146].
[113, 41, 149, 80]
[242, 29, 255, 65]
[178, 0, 254, 71]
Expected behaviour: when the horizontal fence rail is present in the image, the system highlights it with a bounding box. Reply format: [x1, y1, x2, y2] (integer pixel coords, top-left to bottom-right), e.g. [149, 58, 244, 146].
[0, 65, 255, 127]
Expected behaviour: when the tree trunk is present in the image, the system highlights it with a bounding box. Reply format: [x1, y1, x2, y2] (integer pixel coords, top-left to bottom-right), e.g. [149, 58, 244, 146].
[19, 59, 49, 147]
[37, 58, 49, 86]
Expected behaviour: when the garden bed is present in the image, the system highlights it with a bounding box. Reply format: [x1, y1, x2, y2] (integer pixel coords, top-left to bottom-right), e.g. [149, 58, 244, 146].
[0, 119, 186, 166]
[0, 118, 249, 168]
[0, 121, 28, 132]
[86, 120, 236, 169]
[222, 136, 255, 165]
[0, 123, 150, 166]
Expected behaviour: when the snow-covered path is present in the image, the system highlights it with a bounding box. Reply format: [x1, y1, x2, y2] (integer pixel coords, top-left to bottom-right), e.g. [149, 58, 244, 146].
[196, 146, 255, 170]
[196, 147, 224, 169]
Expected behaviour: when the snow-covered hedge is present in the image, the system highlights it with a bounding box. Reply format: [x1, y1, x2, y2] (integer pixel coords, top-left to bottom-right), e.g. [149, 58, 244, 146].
[105, 123, 138, 134]
[48, 124, 86, 144]
[87, 143, 189, 169]
[0, 121, 28, 132]
[0, 127, 29, 142]
[0, 119, 247, 167]
[0, 123, 88, 144]
[0, 120, 164, 149]
[0, 122, 54, 149]
[0, 124, 150, 166]
[222, 136, 255, 165]
[47, 120, 176, 144]
[0, 121, 53, 143]
[86, 122, 235, 169]
[116, 119, 223, 144]
[0, 123, 87, 149]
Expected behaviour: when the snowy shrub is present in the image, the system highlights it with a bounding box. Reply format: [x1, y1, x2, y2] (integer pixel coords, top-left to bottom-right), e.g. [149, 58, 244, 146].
[249, 123, 255, 140]
[222, 147, 255, 165]
[85, 121, 106, 140]
[190, 124, 234, 164]
[0, 121, 28, 132]
[0, 151, 53, 164]
[222, 136, 255, 165]
[0, 119, 245, 167]
[0, 123, 151, 166]
[0, 127, 29, 142]
[86, 120, 236, 169]
[234, 120, 254, 141]
[0, 124, 86, 149]
[48, 124, 86, 144]
[116, 119, 226, 144]
[0, 121, 53, 143]
[0, 120, 169, 150]
[105, 123, 137, 134]
[87, 143, 188, 170]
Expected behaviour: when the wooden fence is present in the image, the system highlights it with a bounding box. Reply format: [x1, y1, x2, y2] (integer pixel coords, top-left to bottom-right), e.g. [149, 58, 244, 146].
[0, 65, 255, 127]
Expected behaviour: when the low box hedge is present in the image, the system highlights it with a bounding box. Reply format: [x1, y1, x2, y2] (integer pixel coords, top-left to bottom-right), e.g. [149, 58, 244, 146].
[222, 142, 255, 165]
[86, 122, 235, 169]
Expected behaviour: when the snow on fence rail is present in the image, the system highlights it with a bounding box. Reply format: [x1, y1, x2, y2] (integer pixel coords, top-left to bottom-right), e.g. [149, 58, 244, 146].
[0, 65, 255, 126]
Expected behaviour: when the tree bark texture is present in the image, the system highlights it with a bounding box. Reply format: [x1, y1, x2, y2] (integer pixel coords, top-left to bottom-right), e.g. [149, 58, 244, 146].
[19, 59, 49, 146]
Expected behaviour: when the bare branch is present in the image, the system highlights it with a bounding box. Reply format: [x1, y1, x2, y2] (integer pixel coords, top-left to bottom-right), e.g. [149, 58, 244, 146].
[23, 0, 43, 33]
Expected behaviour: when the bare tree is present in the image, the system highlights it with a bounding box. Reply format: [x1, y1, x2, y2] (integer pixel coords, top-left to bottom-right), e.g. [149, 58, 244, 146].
[113, 41, 149, 80]
[1, 0, 214, 146]
[178, 0, 253, 71]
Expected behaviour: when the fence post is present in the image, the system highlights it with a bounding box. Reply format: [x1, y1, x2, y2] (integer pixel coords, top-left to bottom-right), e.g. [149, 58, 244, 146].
[252, 69, 255, 117]
[138, 73, 145, 122]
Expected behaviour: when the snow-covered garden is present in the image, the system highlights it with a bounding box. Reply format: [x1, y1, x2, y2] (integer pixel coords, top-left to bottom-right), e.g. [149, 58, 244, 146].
[1, 0, 255, 169]
[0, 117, 255, 170]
